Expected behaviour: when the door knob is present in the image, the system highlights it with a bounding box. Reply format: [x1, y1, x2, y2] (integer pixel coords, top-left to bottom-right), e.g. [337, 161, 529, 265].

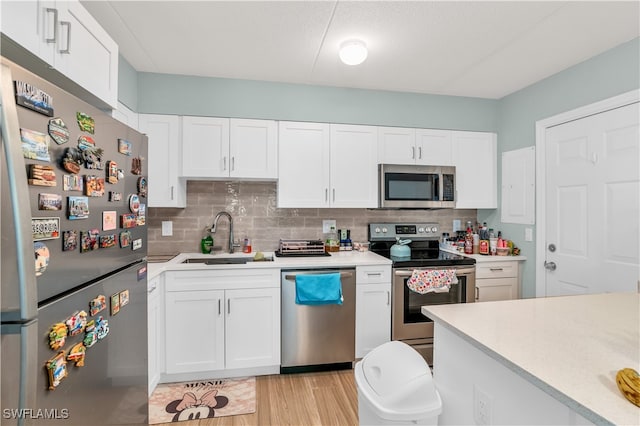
[544, 261, 557, 271]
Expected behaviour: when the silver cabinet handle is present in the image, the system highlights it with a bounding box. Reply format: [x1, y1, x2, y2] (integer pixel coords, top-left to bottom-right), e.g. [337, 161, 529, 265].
[418, 146, 422, 159]
[170, 186, 174, 200]
[332, 188, 336, 202]
[227, 299, 231, 314]
[231, 157, 235, 171]
[476, 287, 479, 301]
[411, 146, 415, 159]
[218, 299, 221, 316]
[59, 21, 71, 54]
[284, 272, 353, 281]
[147, 285, 157, 294]
[387, 291, 390, 306]
[489, 268, 504, 271]
[223, 156, 227, 171]
[45, 8, 58, 43]
[367, 272, 382, 277]
[325, 188, 328, 202]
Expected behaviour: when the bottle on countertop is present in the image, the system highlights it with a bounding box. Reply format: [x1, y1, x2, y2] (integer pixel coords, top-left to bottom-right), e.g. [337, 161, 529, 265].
[201, 227, 213, 254]
[464, 225, 473, 254]
[243, 237, 252, 253]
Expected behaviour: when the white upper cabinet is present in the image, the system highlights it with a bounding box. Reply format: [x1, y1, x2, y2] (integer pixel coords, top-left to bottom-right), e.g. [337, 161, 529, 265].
[138, 114, 186, 208]
[181, 116, 230, 178]
[378, 127, 453, 166]
[1, 0, 118, 108]
[278, 121, 331, 208]
[415, 129, 454, 166]
[453, 131, 497, 209]
[181, 117, 277, 180]
[278, 122, 378, 208]
[229, 118, 277, 179]
[330, 124, 378, 208]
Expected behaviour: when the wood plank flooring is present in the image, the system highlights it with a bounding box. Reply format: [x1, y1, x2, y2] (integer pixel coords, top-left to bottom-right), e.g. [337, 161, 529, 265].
[158, 369, 359, 426]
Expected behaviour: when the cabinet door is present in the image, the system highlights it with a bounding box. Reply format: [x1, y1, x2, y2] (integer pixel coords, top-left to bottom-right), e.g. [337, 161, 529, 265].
[182, 116, 229, 178]
[147, 277, 161, 395]
[1, 0, 56, 65]
[330, 124, 378, 208]
[225, 288, 280, 370]
[165, 290, 225, 374]
[139, 114, 186, 207]
[453, 131, 497, 208]
[356, 283, 391, 358]
[277, 121, 330, 207]
[476, 278, 516, 302]
[416, 129, 454, 166]
[378, 127, 415, 164]
[229, 118, 277, 179]
[54, 1, 118, 107]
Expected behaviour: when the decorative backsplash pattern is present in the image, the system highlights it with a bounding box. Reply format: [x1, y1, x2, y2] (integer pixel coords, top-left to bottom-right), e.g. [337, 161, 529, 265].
[147, 181, 477, 255]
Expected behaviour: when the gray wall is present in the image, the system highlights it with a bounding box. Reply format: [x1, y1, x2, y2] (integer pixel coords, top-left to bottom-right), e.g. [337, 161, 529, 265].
[479, 37, 640, 298]
[117, 55, 138, 111]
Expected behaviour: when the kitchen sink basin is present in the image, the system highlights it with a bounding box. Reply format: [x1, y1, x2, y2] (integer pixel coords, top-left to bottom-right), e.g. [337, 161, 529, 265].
[181, 256, 273, 265]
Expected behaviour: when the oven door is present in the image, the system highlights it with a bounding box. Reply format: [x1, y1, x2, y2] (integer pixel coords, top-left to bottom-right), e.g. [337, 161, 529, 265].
[392, 266, 475, 341]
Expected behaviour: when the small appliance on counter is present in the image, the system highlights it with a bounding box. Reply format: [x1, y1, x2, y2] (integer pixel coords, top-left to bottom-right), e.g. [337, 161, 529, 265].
[275, 239, 330, 257]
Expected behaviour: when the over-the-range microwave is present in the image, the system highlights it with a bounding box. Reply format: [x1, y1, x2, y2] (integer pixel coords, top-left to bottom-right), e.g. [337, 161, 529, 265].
[379, 164, 456, 208]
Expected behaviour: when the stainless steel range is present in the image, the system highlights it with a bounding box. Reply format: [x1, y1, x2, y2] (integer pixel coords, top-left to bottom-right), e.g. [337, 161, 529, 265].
[369, 223, 476, 365]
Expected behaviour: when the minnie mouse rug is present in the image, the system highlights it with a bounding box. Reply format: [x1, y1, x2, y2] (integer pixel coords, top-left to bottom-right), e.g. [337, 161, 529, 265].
[148, 377, 256, 423]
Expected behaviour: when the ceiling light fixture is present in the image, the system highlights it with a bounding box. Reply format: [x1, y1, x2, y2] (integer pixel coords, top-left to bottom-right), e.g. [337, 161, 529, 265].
[339, 39, 368, 66]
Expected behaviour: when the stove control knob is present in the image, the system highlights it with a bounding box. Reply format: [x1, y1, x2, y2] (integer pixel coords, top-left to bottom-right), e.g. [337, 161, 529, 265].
[374, 227, 381, 234]
[418, 227, 425, 233]
[382, 227, 388, 233]
[430, 226, 438, 233]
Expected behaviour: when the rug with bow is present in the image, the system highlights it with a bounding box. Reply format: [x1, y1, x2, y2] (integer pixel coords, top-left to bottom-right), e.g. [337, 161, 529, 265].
[148, 377, 256, 424]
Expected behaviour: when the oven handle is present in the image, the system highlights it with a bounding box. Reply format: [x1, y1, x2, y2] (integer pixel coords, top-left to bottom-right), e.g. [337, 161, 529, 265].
[284, 272, 353, 281]
[394, 267, 475, 278]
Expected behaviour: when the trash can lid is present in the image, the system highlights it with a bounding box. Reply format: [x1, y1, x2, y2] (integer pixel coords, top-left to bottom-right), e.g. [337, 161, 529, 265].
[357, 341, 442, 420]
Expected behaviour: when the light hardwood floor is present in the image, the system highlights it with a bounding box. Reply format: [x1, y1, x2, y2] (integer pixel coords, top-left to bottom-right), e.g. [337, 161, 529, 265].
[158, 369, 359, 426]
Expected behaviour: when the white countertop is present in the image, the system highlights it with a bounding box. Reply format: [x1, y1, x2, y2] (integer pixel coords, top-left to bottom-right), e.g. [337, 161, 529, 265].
[147, 250, 391, 279]
[440, 246, 527, 262]
[422, 293, 640, 425]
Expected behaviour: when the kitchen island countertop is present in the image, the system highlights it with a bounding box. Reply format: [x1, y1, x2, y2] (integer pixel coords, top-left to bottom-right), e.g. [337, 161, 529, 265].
[147, 250, 391, 280]
[423, 293, 640, 425]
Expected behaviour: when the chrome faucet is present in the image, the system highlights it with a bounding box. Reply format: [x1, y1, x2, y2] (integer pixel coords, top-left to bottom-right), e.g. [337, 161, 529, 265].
[210, 211, 239, 253]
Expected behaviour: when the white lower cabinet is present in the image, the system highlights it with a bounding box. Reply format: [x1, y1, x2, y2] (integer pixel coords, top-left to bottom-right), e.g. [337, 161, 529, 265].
[355, 265, 392, 358]
[475, 261, 521, 302]
[147, 275, 164, 395]
[163, 269, 280, 380]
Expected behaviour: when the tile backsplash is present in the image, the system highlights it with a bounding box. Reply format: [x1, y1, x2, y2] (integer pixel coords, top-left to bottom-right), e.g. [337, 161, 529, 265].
[147, 181, 477, 255]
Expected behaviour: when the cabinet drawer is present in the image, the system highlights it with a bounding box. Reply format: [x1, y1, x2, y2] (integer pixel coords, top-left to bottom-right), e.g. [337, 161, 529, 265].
[356, 265, 391, 284]
[476, 277, 516, 302]
[476, 262, 517, 279]
[165, 268, 279, 292]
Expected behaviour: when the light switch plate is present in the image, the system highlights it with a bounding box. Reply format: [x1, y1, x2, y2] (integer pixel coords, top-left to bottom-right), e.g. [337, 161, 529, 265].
[322, 219, 336, 233]
[161, 221, 173, 236]
[525, 227, 533, 241]
[452, 219, 461, 232]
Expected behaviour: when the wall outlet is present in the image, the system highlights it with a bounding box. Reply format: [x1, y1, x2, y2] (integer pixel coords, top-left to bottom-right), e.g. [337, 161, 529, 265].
[473, 385, 493, 425]
[525, 227, 533, 242]
[322, 219, 336, 233]
[161, 221, 173, 237]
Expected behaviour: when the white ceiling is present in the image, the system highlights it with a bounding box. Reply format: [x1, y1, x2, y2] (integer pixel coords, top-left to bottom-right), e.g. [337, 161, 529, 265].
[81, 1, 640, 99]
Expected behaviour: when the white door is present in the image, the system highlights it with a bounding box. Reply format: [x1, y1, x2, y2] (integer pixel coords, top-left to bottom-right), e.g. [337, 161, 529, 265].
[164, 290, 225, 374]
[545, 102, 639, 296]
[182, 116, 229, 178]
[416, 129, 454, 166]
[330, 124, 378, 208]
[277, 121, 330, 207]
[229, 118, 277, 179]
[378, 127, 415, 164]
[224, 288, 280, 369]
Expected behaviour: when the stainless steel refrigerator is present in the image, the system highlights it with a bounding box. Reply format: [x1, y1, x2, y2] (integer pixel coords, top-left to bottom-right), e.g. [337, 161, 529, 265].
[1, 57, 148, 425]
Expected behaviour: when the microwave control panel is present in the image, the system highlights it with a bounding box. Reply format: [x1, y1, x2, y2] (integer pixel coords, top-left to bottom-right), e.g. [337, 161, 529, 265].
[442, 174, 455, 201]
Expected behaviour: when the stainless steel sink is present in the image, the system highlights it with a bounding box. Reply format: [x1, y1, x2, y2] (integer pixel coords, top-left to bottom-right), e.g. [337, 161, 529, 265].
[181, 257, 273, 265]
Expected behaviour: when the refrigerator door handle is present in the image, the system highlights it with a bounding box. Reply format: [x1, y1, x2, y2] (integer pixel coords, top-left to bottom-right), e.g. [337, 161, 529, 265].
[1, 64, 39, 321]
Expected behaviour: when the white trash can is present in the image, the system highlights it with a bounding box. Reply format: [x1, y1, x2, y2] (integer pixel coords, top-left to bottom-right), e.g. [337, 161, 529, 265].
[354, 341, 442, 426]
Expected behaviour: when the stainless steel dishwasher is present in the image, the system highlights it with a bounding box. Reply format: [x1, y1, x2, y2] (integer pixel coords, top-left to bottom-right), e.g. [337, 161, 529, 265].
[280, 268, 356, 373]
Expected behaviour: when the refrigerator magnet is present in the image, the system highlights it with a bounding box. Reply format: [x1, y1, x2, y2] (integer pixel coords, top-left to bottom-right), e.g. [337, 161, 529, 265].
[62, 230, 78, 252]
[66, 342, 86, 367]
[110, 293, 120, 316]
[68, 196, 89, 220]
[61, 147, 83, 174]
[119, 290, 130, 307]
[100, 234, 117, 248]
[85, 175, 105, 197]
[95, 316, 109, 340]
[131, 157, 142, 175]
[109, 191, 123, 202]
[137, 177, 147, 197]
[90, 295, 107, 316]
[137, 204, 146, 226]
[29, 164, 57, 187]
[20, 128, 51, 162]
[83, 320, 97, 348]
[63, 174, 83, 191]
[102, 211, 117, 231]
[48, 323, 68, 351]
[128, 194, 140, 213]
[81, 146, 104, 171]
[107, 161, 118, 184]
[45, 352, 68, 390]
[34, 242, 50, 276]
[66, 310, 88, 337]
[80, 229, 99, 253]
[38, 193, 62, 211]
[14, 80, 54, 116]
[48, 117, 69, 145]
[121, 214, 137, 229]
[132, 238, 143, 251]
[76, 112, 95, 134]
[118, 139, 132, 156]
[32, 217, 60, 241]
[119, 231, 132, 248]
